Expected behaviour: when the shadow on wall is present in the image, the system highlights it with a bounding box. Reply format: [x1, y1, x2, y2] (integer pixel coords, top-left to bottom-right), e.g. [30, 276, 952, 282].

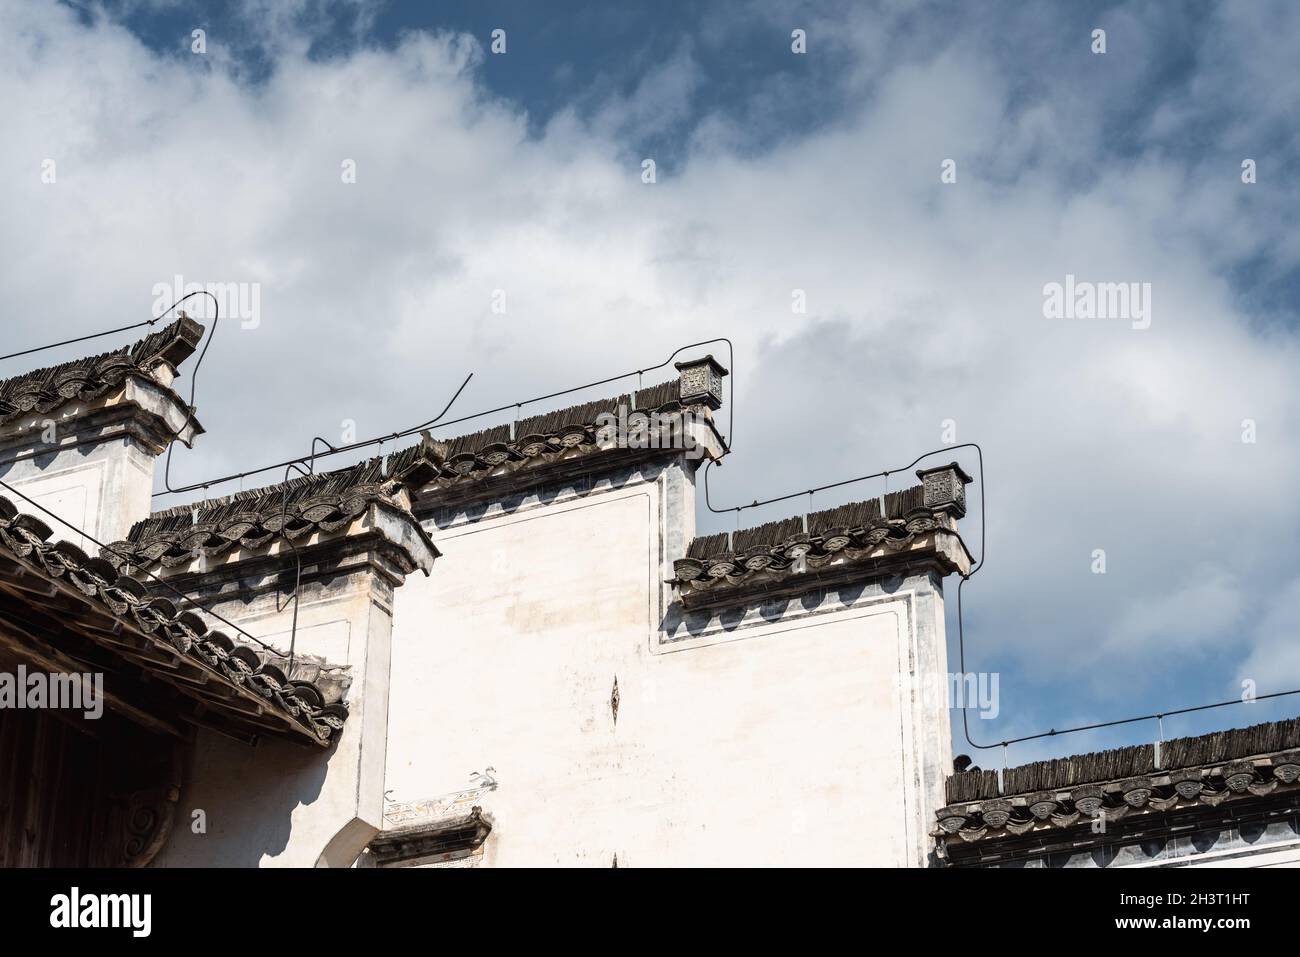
[160, 730, 332, 867]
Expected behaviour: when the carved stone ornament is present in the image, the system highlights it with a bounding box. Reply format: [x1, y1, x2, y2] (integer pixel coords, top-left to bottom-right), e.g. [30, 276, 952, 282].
[673, 355, 728, 410]
[1224, 763, 1256, 792]
[1274, 763, 1300, 784]
[980, 799, 1012, 828]
[1121, 781, 1154, 808]
[915, 462, 973, 519]
[1028, 796, 1059, 820]
[936, 808, 967, 833]
[1071, 785, 1105, 817]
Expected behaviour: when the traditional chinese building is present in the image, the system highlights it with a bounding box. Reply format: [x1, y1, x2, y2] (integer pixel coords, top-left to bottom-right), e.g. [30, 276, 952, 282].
[1, 317, 1294, 868]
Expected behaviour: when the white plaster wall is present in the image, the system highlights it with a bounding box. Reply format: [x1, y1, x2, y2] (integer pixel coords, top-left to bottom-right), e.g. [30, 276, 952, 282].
[0, 439, 154, 547]
[155, 583, 390, 867]
[387, 475, 938, 866]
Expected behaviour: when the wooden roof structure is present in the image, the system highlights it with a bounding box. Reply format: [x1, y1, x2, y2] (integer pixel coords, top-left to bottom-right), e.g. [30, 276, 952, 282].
[0, 494, 347, 748]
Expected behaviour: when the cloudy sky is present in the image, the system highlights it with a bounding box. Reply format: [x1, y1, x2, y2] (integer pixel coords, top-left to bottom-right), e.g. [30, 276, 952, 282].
[3, 0, 1299, 767]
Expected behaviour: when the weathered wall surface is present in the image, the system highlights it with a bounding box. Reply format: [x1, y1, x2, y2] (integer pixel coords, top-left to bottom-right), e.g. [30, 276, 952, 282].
[386, 461, 952, 866]
[154, 571, 391, 868]
[0, 379, 199, 546]
[0, 436, 155, 547]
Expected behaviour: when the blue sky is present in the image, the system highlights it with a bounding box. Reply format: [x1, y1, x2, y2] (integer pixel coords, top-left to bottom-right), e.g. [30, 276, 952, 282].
[6, 0, 1300, 769]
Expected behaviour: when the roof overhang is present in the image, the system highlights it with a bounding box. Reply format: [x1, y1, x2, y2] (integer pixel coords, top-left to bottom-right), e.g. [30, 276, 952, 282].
[937, 717, 1300, 865]
[0, 495, 346, 748]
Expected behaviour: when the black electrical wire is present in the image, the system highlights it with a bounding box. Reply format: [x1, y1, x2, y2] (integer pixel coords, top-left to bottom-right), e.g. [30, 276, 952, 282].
[19, 306, 1281, 764]
[703, 438, 1300, 762]
[954, 573, 1300, 752]
[702, 441, 984, 530]
[159, 292, 220, 493]
[152, 337, 734, 501]
[0, 318, 161, 364]
[273, 462, 310, 672]
[0, 293, 274, 656]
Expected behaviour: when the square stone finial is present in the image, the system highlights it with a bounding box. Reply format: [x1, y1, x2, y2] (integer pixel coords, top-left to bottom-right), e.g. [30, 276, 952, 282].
[673, 355, 729, 410]
[915, 461, 974, 518]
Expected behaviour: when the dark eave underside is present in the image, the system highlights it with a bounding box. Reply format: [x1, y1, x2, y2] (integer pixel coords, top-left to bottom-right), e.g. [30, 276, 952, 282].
[0, 495, 347, 747]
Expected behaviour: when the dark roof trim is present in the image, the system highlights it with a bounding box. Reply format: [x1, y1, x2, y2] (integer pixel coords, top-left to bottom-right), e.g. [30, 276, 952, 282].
[938, 716, 1300, 849]
[409, 378, 725, 512]
[367, 808, 491, 866]
[107, 444, 442, 572]
[0, 317, 204, 429]
[673, 486, 971, 609]
[949, 716, 1300, 803]
[0, 494, 347, 747]
[675, 463, 974, 610]
[440, 379, 680, 458]
[127, 372, 723, 557]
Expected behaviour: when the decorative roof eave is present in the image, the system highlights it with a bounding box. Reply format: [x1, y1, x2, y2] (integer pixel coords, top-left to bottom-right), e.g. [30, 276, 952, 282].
[138, 498, 440, 589]
[937, 754, 1300, 855]
[108, 447, 443, 575]
[101, 372, 725, 570]
[411, 393, 727, 515]
[673, 478, 975, 612]
[676, 521, 970, 611]
[936, 717, 1300, 852]
[0, 494, 348, 747]
[0, 367, 206, 464]
[0, 317, 205, 438]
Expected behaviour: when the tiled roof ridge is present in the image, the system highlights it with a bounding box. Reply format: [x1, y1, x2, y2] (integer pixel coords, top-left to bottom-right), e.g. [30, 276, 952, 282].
[138, 458, 389, 534]
[115, 374, 699, 569]
[676, 481, 972, 608]
[108, 441, 442, 571]
[937, 715, 1300, 848]
[686, 486, 927, 562]
[0, 493, 347, 746]
[408, 376, 713, 505]
[947, 715, 1300, 804]
[0, 317, 204, 427]
[440, 379, 681, 458]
